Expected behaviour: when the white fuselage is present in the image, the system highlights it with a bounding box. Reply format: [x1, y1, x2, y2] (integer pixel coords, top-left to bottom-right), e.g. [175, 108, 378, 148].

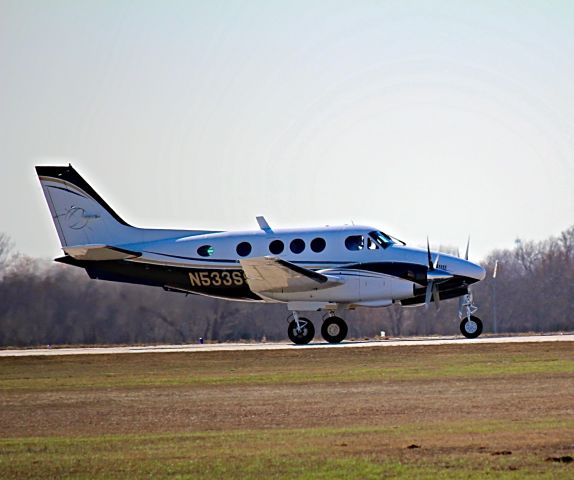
[117, 224, 485, 310]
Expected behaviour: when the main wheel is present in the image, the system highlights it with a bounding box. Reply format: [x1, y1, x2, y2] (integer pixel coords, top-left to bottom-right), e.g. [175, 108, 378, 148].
[287, 318, 315, 345]
[460, 315, 483, 339]
[321, 316, 348, 344]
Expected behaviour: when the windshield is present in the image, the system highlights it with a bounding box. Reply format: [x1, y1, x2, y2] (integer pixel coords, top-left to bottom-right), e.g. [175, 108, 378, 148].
[369, 230, 395, 249]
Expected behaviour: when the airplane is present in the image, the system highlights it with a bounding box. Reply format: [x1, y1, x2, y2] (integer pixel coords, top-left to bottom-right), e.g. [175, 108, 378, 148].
[36, 165, 486, 344]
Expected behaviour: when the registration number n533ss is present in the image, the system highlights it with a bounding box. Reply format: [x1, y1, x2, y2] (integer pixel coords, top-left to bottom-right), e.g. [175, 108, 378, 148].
[188, 270, 245, 288]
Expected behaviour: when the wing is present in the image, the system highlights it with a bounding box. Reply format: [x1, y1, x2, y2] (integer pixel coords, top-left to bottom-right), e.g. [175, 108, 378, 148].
[240, 257, 343, 294]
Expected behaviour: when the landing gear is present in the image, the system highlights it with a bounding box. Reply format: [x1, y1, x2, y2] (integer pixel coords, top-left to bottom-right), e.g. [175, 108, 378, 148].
[460, 315, 483, 339]
[287, 312, 315, 345]
[286, 311, 349, 345]
[458, 292, 483, 339]
[321, 316, 348, 344]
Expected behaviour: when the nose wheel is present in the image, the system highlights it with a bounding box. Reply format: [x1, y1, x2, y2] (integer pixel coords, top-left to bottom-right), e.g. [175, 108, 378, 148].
[460, 315, 483, 339]
[458, 292, 483, 339]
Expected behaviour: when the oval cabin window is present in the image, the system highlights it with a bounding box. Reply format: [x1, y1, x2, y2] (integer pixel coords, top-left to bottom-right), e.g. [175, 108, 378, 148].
[269, 239, 284, 254]
[290, 238, 305, 254]
[236, 241, 252, 257]
[310, 237, 326, 253]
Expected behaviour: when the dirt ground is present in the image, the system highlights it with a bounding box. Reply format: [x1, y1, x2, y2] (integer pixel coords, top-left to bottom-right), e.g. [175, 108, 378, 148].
[0, 342, 572, 478]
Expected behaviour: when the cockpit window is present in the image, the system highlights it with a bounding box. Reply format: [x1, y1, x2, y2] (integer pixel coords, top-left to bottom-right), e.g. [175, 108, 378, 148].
[345, 235, 364, 251]
[369, 231, 395, 249]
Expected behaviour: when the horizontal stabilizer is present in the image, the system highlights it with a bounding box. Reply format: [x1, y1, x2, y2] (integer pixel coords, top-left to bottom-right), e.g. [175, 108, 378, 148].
[240, 256, 342, 293]
[63, 244, 142, 261]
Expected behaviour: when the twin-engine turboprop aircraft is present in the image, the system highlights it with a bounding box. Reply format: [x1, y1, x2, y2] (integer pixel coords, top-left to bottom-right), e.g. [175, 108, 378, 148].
[36, 165, 486, 344]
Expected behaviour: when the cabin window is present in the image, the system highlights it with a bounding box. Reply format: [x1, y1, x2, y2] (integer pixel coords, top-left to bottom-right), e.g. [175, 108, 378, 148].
[269, 239, 284, 254]
[197, 245, 214, 257]
[236, 241, 252, 257]
[367, 237, 378, 250]
[310, 237, 326, 253]
[290, 238, 305, 254]
[345, 235, 364, 251]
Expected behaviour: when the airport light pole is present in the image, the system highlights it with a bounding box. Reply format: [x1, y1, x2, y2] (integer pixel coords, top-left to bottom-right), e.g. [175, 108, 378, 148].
[492, 260, 499, 334]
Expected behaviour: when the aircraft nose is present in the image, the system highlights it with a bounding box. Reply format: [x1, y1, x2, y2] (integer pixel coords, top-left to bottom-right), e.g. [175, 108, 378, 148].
[450, 257, 485, 281]
[467, 261, 486, 281]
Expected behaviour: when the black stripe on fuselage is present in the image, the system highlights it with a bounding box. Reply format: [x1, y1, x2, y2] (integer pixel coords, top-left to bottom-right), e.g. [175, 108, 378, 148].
[344, 262, 479, 288]
[55, 256, 476, 304]
[143, 250, 353, 265]
[56, 256, 262, 301]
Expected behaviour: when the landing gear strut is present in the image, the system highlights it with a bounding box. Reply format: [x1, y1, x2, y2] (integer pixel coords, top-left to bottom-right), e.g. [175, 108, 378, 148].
[321, 315, 348, 344]
[287, 312, 315, 345]
[458, 292, 483, 339]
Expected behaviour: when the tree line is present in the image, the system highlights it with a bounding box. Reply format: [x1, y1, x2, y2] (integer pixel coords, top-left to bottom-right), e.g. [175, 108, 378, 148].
[0, 226, 572, 347]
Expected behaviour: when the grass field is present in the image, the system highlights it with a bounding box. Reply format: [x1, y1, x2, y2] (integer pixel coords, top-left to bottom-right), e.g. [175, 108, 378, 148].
[0, 342, 573, 478]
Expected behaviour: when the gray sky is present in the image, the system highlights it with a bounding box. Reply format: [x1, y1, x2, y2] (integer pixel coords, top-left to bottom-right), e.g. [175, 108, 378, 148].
[1, 0, 573, 262]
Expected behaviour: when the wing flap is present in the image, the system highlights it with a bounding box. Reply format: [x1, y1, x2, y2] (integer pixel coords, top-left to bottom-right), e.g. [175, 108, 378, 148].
[240, 257, 342, 293]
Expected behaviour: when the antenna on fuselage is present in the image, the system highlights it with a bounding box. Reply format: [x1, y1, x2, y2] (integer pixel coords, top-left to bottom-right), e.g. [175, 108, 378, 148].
[256, 216, 273, 233]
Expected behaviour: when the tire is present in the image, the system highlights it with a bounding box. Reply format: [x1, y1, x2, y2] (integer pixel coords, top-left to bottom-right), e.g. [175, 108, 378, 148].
[287, 318, 315, 345]
[321, 316, 348, 344]
[460, 315, 483, 339]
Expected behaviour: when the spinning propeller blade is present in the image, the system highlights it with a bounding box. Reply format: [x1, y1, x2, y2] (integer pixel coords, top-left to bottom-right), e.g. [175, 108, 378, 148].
[425, 238, 433, 309]
[433, 253, 440, 270]
[425, 239, 440, 309]
[425, 281, 434, 309]
[432, 283, 440, 310]
[425, 238, 452, 310]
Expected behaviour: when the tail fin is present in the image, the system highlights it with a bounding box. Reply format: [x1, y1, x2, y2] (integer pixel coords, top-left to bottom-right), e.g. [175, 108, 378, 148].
[37, 165, 219, 253]
[36, 165, 136, 248]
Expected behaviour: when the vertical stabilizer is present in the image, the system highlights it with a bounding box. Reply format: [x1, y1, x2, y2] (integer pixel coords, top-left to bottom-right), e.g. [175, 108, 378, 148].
[36, 165, 135, 247]
[36, 165, 220, 251]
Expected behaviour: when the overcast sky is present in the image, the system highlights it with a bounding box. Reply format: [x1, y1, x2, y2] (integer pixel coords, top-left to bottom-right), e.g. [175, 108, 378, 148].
[1, 1, 573, 262]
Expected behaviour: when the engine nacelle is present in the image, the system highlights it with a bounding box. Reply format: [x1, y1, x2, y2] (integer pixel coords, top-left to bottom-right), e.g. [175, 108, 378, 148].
[266, 270, 414, 304]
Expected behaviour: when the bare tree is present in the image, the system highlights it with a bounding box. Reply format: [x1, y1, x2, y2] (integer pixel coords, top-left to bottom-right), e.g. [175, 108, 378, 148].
[388, 304, 404, 336]
[0, 233, 13, 272]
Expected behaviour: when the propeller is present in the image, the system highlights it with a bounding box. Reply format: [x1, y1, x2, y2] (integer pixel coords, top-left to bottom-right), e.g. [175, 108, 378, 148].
[456, 236, 470, 260]
[425, 238, 453, 310]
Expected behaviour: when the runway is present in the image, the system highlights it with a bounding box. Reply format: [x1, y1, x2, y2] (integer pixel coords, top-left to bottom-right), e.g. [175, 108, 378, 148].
[1, 333, 572, 357]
